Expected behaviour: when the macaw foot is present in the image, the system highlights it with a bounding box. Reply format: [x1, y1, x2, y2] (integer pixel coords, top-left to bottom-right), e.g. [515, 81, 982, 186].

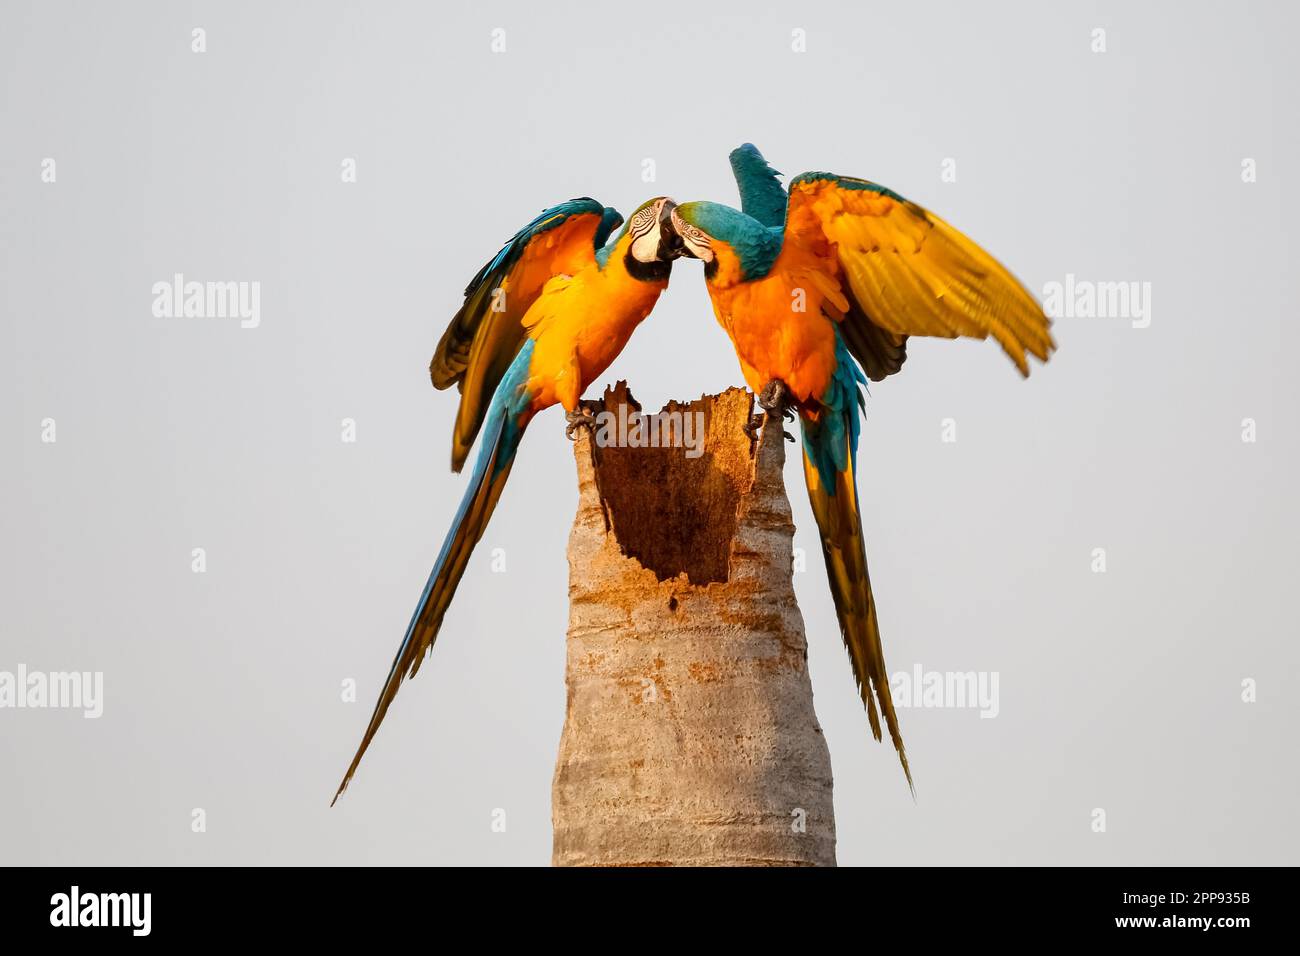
[743, 413, 796, 444]
[757, 378, 789, 414]
[755, 380, 796, 442]
[564, 405, 598, 441]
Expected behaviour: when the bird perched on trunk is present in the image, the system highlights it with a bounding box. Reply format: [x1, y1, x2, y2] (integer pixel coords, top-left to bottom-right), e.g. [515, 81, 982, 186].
[334, 196, 682, 803]
[670, 145, 1054, 786]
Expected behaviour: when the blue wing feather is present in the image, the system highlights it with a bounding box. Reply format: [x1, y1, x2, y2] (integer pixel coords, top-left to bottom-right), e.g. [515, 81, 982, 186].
[729, 143, 788, 228]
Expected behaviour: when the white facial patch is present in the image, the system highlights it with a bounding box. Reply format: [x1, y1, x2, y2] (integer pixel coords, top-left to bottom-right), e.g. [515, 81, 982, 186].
[630, 221, 663, 263]
[682, 234, 714, 262]
[671, 210, 714, 263]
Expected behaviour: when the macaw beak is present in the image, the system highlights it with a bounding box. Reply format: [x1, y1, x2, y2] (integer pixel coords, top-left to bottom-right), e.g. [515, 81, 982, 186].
[657, 198, 684, 261]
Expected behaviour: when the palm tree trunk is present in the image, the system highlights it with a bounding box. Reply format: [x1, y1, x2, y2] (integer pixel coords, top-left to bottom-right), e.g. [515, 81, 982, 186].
[552, 383, 836, 867]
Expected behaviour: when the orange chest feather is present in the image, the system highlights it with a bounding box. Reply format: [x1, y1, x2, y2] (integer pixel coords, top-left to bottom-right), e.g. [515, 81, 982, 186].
[523, 245, 667, 410]
[706, 257, 840, 404]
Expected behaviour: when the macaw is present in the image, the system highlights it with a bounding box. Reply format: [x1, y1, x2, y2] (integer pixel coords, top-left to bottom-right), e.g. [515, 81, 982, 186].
[334, 195, 681, 803]
[670, 145, 1054, 785]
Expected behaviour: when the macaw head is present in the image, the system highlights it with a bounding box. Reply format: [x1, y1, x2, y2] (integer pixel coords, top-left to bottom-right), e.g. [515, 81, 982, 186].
[600, 197, 682, 280]
[670, 201, 783, 282]
[628, 196, 683, 264]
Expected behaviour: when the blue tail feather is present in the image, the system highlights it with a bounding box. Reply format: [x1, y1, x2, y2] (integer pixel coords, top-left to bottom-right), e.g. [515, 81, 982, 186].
[333, 343, 536, 804]
[799, 332, 912, 788]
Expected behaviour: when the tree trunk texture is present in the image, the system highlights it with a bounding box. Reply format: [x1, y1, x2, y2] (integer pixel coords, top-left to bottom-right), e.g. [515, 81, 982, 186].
[552, 383, 836, 867]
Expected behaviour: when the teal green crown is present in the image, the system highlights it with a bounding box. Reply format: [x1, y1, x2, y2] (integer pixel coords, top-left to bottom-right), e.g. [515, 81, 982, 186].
[675, 201, 783, 281]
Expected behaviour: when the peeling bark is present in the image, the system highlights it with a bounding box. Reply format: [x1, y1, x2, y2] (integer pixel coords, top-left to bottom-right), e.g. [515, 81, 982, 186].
[552, 383, 836, 867]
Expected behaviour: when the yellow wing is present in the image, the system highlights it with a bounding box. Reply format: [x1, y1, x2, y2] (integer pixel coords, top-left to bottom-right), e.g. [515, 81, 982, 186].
[430, 199, 620, 470]
[783, 173, 1054, 377]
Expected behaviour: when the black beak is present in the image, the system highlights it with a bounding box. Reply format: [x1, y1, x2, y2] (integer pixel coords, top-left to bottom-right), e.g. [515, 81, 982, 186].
[657, 199, 684, 261]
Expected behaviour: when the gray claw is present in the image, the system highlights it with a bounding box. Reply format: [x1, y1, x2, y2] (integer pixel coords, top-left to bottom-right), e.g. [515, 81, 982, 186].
[565, 408, 597, 440]
[758, 379, 789, 413]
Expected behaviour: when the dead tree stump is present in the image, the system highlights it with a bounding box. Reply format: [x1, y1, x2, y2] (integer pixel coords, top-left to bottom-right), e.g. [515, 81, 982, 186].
[551, 383, 836, 867]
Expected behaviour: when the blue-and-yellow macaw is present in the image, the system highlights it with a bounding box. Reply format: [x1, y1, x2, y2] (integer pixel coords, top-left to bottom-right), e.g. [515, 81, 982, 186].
[670, 145, 1054, 785]
[334, 195, 681, 803]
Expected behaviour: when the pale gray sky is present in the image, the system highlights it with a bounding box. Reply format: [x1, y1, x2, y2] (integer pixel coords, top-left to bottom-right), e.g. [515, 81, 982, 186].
[1, 0, 1296, 865]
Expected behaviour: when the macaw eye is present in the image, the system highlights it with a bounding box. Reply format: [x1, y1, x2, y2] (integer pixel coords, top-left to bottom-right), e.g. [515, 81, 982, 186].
[681, 223, 710, 247]
[630, 208, 657, 235]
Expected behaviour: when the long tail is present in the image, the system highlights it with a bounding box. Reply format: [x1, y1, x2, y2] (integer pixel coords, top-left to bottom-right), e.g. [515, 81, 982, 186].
[799, 345, 911, 789]
[332, 349, 534, 805]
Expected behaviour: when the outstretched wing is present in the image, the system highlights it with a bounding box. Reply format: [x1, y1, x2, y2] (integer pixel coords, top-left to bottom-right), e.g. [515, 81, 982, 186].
[729, 143, 787, 228]
[783, 173, 1054, 377]
[430, 198, 621, 470]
